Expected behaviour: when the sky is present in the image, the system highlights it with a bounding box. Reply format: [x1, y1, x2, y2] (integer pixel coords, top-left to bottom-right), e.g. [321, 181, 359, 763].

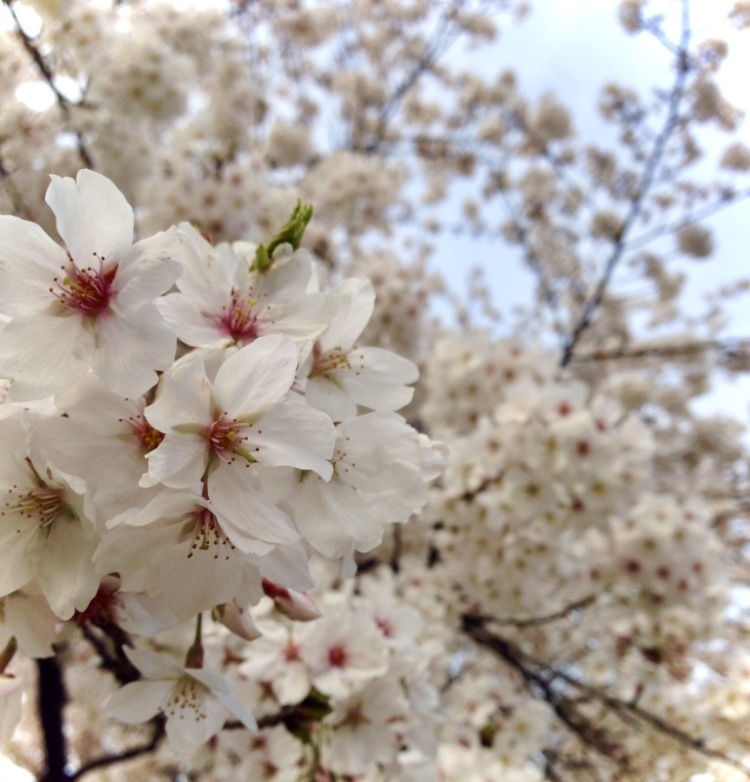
[427, 0, 750, 421]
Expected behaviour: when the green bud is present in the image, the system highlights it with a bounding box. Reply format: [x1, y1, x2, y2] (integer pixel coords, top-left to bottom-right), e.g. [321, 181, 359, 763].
[253, 200, 313, 272]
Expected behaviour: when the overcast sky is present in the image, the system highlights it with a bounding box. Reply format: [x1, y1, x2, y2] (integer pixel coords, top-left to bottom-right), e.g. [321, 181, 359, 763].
[428, 0, 750, 420]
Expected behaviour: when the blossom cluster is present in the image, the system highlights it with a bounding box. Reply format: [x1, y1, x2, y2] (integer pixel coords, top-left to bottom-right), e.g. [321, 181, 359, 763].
[0, 170, 442, 751]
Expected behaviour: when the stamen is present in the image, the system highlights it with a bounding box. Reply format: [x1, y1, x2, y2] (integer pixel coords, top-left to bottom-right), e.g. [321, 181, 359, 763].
[120, 413, 164, 452]
[218, 291, 261, 342]
[1, 485, 62, 528]
[50, 255, 117, 315]
[188, 507, 235, 560]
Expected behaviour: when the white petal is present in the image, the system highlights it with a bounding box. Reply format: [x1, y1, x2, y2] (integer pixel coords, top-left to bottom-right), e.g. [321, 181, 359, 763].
[304, 376, 357, 421]
[292, 476, 383, 558]
[190, 669, 257, 732]
[124, 647, 184, 679]
[38, 517, 99, 620]
[248, 542, 315, 592]
[213, 335, 298, 415]
[143, 432, 207, 489]
[0, 216, 67, 316]
[0, 515, 42, 598]
[145, 352, 212, 430]
[46, 170, 134, 264]
[174, 223, 234, 307]
[114, 229, 182, 313]
[159, 540, 242, 618]
[244, 402, 334, 478]
[158, 294, 231, 349]
[164, 683, 227, 751]
[338, 347, 417, 411]
[319, 278, 375, 352]
[106, 680, 172, 724]
[0, 315, 93, 398]
[209, 462, 300, 551]
[91, 306, 176, 397]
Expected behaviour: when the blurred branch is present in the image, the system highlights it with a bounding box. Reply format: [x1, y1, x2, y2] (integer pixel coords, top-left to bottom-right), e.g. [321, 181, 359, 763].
[571, 336, 750, 365]
[560, 0, 692, 367]
[2, 0, 95, 170]
[470, 595, 596, 628]
[463, 613, 750, 778]
[624, 185, 750, 252]
[37, 655, 71, 782]
[70, 720, 165, 781]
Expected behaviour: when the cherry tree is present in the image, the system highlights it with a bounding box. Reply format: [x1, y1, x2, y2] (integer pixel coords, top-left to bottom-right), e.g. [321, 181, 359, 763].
[0, 1, 749, 780]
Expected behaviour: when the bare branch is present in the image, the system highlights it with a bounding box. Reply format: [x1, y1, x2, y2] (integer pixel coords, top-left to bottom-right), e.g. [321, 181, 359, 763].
[560, 0, 692, 367]
[70, 721, 165, 781]
[2, 0, 95, 170]
[470, 595, 596, 628]
[463, 613, 750, 778]
[571, 337, 750, 364]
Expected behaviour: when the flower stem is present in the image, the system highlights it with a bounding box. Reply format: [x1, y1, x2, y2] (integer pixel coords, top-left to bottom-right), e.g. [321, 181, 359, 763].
[185, 613, 204, 669]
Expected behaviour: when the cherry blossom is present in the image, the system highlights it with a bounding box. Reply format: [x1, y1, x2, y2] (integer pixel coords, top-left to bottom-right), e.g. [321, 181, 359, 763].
[0, 170, 180, 399]
[106, 647, 257, 752]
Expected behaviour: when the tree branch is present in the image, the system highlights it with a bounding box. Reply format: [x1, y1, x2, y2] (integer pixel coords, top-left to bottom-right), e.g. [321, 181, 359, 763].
[463, 613, 750, 778]
[37, 656, 71, 782]
[2, 0, 95, 170]
[69, 720, 165, 781]
[560, 0, 692, 367]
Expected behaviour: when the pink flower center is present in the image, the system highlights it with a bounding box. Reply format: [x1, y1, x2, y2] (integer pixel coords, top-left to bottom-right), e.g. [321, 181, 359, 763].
[218, 294, 261, 342]
[328, 644, 349, 668]
[52, 257, 117, 315]
[208, 416, 241, 461]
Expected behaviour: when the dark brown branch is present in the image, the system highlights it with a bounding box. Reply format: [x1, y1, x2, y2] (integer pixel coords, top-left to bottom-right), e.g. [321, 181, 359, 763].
[571, 337, 750, 364]
[560, 0, 692, 367]
[69, 720, 165, 781]
[37, 656, 71, 782]
[2, 0, 95, 170]
[463, 614, 750, 778]
[470, 595, 596, 628]
[462, 615, 627, 765]
[80, 622, 139, 685]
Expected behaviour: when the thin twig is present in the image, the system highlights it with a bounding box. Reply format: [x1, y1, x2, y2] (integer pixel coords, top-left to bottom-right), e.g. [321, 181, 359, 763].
[2, 0, 95, 169]
[463, 614, 750, 778]
[560, 0, 692, 367]
[70, 720, 165, 781]
[470, 595, 596, 628]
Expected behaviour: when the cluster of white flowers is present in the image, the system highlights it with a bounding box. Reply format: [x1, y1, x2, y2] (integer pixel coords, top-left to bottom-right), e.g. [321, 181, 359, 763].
[0, 170, 442, 751]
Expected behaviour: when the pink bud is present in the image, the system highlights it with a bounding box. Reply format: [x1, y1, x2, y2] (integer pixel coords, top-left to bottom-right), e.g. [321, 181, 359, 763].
[262, 579, 322, 622]
[214, 601, 262, 642]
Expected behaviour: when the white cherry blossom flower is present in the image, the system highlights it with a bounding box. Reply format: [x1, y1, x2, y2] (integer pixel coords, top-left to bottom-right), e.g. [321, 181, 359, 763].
[142, 335, 335, 489]
[95, 490, 314, 617]
[300, 597, 389, 698]
[302, 278, 418, 420]
[290, 411, 439, 560]
[0, 414, 99, 620]
[106, 647, 257, 752]
[0, 170, 180, 399]
[158, 222, 328, 351]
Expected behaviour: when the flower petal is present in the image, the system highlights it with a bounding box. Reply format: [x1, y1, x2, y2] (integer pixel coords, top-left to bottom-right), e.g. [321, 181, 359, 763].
[106, 680, 172, 724]
[0, 315, 93, 399]
[45, 170, 134, 264]
[0, 216, 67, 316]
[91, 305, 176, 397]
[244, 402, 334, 478]
[214, 335, 299, 415]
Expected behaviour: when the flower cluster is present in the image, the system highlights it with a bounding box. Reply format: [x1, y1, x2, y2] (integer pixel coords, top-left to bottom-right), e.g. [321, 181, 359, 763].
[0, 170, 442, 750]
